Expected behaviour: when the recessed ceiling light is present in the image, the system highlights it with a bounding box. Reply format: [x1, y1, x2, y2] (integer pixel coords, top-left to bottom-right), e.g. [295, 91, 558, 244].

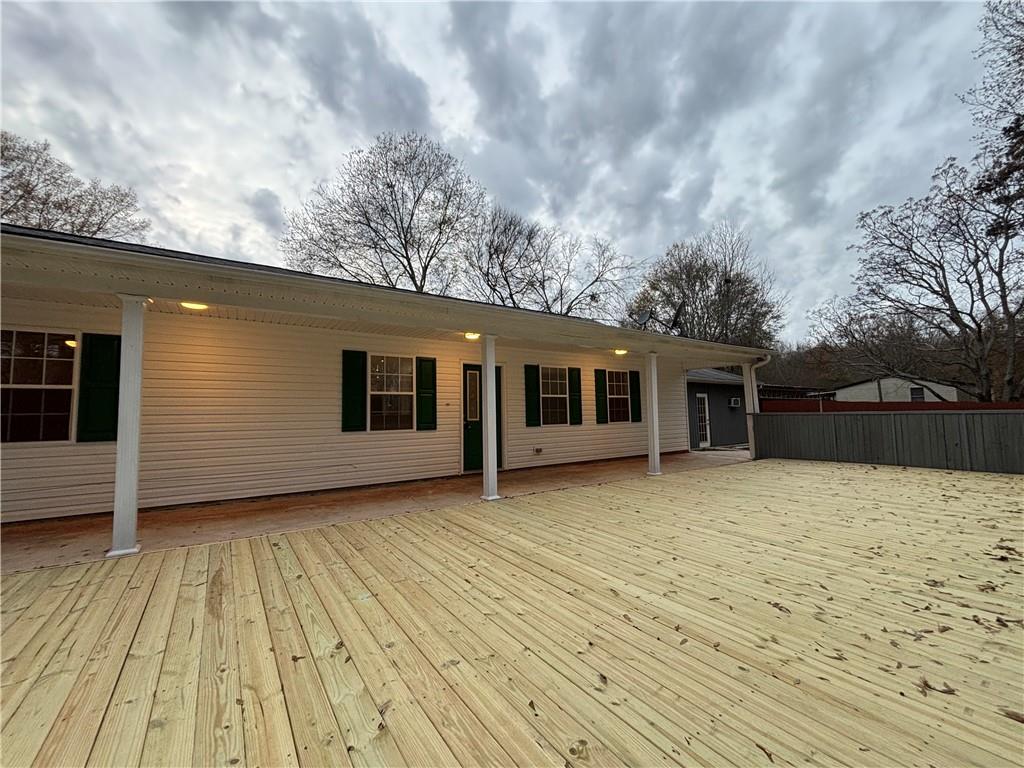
[614, 349, 628, 355]
[180, 301, 209, 311]
[464, 332, 481, 340]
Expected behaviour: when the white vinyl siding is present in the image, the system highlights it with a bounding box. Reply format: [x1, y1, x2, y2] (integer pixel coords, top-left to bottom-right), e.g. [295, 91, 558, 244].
[0, 298, 690, 522]
[833, 378, 960, 402]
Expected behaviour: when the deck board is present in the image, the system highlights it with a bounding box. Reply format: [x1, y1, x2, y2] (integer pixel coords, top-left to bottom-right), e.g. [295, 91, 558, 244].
[1, 459, 1021, 767]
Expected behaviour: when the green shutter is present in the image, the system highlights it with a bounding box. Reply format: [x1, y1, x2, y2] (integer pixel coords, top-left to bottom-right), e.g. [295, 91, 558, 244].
[76, 333, 121, 442]
[595, 369, 608, 424]
[341, 350, 367, 432]
[568, 367, 582, 425]
[524, 364, 541, 427]
[629, 369, 642, 422]
[415, 357, 437, 431]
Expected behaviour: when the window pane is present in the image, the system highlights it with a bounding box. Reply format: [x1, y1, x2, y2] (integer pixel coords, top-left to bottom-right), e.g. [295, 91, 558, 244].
[541, 367, 567, 396]
[44, 359, 74, 385]
[46, 334, 76, 359]
[41, 414, 70, 441]
[466, 371, 480, 421]
[11, 388, 43, 414]
[11, 358, 43, 385]
[608, 371, 629, 397]
[8, 414, 41, 442]
[1, 357, 10, 385]
[542, 395, 568, 425]
[13, 331, 45, 358]
[370, 393, 413, 430]
[1, 330, 12, 357]
[371, 357, 412, 394]
[44, 388, 73, 414]
[608, 397, 630, 423]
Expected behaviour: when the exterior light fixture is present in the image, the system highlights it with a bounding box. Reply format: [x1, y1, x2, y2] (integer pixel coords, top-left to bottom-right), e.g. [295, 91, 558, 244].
[180, 301, 209, 311]
[464, 332, 481, 341]
[64, 339, 78, 348]
[614, 349, 628, 355]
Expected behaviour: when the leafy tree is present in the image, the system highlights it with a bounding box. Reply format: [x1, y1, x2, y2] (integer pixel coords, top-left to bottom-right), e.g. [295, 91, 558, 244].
[1, 130, 150, 240]
[282, 132, 486, 295]
[626, 222, 785, 349]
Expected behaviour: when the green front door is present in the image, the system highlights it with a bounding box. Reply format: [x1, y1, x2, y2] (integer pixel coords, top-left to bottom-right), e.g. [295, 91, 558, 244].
[463, 364, 502, 472]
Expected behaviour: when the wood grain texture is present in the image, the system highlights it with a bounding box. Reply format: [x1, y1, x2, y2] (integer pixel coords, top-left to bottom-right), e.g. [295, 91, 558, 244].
[1, 459, 1021, 767]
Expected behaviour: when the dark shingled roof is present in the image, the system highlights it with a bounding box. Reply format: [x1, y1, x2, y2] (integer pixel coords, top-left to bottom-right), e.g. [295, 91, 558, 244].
[686, 368, 745, 385]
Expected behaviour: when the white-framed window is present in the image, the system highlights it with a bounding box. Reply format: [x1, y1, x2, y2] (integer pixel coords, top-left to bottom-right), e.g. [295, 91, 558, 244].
[607, 370, 631, 423]
[909, 386, 925, 402]
[369, 354, 414, 431]
[540, 366, 568, 425]
[1, 328, 77, 443]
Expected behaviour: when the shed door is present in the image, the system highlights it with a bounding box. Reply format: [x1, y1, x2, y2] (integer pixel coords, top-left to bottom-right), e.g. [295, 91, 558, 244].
[695, 392, 711, 448]
[463, 364, 503, 472]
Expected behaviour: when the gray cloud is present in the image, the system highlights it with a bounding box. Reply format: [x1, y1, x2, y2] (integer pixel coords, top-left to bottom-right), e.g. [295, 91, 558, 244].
[1, 1, 986, 338]
[247, 188, 285, 234]
[294, 5, 433, 135]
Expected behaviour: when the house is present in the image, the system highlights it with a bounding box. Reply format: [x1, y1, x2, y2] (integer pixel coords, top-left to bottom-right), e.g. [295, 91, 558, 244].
[0, 225, 770, 555]
[685, 368, 750, 448]
[758, 382, 835, 401]
[826, 377, 962, 403]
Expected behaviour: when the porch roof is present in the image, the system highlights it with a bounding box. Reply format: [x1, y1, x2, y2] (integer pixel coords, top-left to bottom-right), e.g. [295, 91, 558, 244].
[1, 224, 769, 368]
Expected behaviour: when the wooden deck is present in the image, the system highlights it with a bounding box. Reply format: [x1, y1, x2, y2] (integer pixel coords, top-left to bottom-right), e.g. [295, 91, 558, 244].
[1, 459, 1021, 767]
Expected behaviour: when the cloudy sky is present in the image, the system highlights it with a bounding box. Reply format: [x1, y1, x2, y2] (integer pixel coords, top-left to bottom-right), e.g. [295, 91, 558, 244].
[2, 2, 985, 339]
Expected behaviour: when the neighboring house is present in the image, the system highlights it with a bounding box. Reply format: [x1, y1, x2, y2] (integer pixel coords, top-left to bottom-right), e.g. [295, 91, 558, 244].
[685, 368, 749, 448]
[827, 377, 962, 403]
[758, 382, 835, 401]
[0, 225, 769, 554]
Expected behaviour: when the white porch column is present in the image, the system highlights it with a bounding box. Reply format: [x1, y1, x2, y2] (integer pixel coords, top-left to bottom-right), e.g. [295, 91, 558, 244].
[741, 362, 760, 459]
[646, 352, 661, 475]
[481, 334, 499, 500]
[108, 294, 147, 557]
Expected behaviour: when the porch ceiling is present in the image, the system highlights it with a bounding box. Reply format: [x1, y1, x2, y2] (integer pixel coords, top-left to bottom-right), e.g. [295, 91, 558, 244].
[2, 227, 769, 368]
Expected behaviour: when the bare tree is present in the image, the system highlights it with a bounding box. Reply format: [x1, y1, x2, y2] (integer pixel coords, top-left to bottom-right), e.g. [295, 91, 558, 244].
[963, 1, 1024, 219]
[626, 222, 785, 348]
[462, 203, 636, 319]
[462, 204, 547, 308]
[1, 131, 150, 240]
[283, 132, 486, 295]
[813, 159, 1023, 401]
[758, 341, 847, 390]
[530, 234, 635, 319]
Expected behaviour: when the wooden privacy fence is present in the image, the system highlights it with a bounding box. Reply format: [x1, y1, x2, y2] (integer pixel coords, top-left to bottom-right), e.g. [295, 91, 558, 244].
[753, 411, 1024, 474]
